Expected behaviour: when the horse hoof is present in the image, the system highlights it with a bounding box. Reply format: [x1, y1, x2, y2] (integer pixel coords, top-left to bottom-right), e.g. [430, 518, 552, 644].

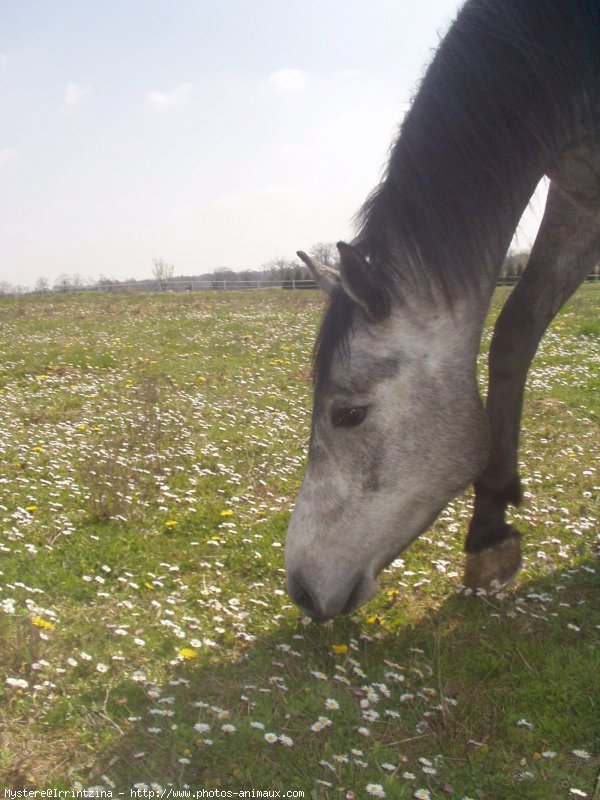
[462, 531, 522, 593]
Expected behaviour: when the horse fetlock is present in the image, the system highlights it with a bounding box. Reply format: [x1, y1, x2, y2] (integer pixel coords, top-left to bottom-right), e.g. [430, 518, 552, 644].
[462, 529, 522, 593]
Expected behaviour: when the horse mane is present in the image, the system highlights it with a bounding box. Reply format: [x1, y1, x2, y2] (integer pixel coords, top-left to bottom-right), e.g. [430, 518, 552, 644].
[313, 0, 599, 386]
[354, 0, 598, 297]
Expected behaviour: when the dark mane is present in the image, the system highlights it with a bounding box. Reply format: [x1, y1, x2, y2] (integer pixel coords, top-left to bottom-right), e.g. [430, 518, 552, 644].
[314, 0, 599, 384]
[313, 286, 356, 389]
[355, 0, 598, 295]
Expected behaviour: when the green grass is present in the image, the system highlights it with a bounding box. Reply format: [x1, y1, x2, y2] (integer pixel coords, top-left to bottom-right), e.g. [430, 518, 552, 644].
[0, 285, 598, 797]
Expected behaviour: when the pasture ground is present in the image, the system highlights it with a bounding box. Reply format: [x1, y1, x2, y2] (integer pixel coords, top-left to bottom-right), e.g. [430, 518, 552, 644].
[0, 285, 598, 798]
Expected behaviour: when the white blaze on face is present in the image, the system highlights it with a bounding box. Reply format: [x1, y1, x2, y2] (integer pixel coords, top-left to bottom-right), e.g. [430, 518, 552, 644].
[286, 301, 489, 619]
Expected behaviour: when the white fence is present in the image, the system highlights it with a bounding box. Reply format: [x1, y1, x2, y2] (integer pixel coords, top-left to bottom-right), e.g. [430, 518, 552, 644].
[2, 272, 600, 299]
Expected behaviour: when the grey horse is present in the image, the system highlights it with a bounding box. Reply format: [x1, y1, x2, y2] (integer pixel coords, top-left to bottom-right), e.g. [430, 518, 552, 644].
[285, 0, 600, 621]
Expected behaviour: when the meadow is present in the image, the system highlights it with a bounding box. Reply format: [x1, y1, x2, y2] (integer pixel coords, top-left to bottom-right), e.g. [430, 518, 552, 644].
[0, 285, 598, 798]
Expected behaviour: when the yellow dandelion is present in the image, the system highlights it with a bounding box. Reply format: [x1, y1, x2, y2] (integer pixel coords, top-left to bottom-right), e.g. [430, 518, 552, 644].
[197, 376, 207, 382]
[144, 582, 154, 590]
[32, 617, 54, 631]
[164, 520, 178, 528]
[332, 644, 348, 654]
[178, 648, 198, 660]
[25, 505, 38, 513]
[220, 510, 233, 517]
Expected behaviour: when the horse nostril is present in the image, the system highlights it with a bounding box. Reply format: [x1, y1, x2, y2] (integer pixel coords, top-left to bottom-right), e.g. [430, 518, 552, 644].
[341, 574, 365, 615]
[288, 569, 367, 621]
[288, 570, 320, 619]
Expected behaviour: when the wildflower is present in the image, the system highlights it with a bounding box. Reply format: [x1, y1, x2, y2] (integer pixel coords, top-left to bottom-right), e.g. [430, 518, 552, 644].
[381, 763, 396, 772]
[310, 670, 327, 680]
[414, 790, 431, 800]
[6, 677, 29, 689]
[516, 718, 534, 729]
[32, 617, 54, 631]
[96, 663, 109, 673]
[362, 709, 380, 722]
[250, 721, 265, 729]
[541, 751, 557, 759]
[356, 726, 371, 737]
[325, 698, 340, 710]
[569, 790, 588, 798]
[178, 648, 197, 660]
[1, 598, 16, 614]
[264, 732, 278, 743]
[279, 734, 294, 746]
[221, 723, 236, 733]
[164, 520, 178, 528]
[366, 785, 386, 798]
[220, 510, 233, 517]
[572, 749, 591, 759]
[402, 772, 416, 781]
[25, 505, 38, 512]
[194, 723, 210, 733]
[332, 644, 348, 654]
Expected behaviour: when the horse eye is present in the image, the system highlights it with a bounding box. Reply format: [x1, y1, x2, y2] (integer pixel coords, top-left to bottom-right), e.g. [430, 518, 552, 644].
[332, 406, 368, 428]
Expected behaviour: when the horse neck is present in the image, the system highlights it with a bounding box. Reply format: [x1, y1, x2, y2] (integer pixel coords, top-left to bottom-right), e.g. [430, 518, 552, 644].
[357, 0, 594, 310]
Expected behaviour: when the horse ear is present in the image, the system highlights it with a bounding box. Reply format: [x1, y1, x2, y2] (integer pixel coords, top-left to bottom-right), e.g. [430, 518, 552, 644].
[337, 241, 389, 321]
[297, 251, 339, 295]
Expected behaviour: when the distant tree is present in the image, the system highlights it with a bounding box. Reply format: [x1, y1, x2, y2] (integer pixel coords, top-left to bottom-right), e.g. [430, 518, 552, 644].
[97, 275, 118, 291]
[0, 280, 14, 296]
[263, 257, 309, 286]
[211, 267, 237, 288]
[34, 276, 50, 294]
[152, 258, 174, 291]
[309, 242, 339, 268]
[53, 274, 73, 293]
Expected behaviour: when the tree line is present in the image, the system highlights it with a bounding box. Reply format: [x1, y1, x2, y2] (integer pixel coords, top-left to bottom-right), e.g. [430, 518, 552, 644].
[2, 246, 599, 297]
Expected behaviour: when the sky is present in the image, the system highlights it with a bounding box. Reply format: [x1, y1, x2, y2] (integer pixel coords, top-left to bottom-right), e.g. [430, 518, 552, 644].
[0, 0, 547, 289]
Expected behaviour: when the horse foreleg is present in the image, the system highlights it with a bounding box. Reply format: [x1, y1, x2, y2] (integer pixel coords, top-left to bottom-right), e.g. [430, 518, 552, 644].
[464, 178, 600, 591]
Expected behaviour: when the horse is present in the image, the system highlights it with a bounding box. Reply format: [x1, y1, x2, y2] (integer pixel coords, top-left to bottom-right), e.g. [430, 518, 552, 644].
[285, 0, 600, 621]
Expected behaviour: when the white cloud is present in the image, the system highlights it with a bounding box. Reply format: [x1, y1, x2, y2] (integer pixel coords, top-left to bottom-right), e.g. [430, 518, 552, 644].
[267, 68, 307, 92]
[63, 82, 90, 108]
[145, 82, 193, 109]
[0, 148, 18, 165]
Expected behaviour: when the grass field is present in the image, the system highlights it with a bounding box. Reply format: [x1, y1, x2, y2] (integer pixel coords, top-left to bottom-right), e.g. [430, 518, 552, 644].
[0, 285, 598, 798]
